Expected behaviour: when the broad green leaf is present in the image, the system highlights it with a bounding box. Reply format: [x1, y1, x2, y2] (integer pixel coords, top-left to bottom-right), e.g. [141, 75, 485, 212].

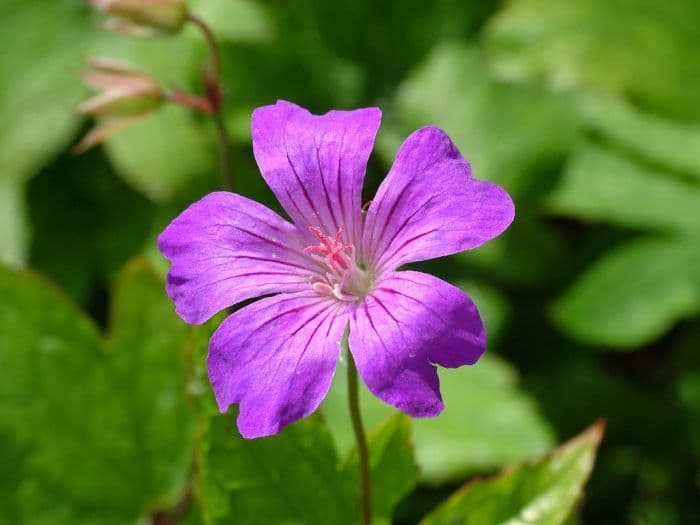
[578, 94, 700, 181]
[382, 42, 578, 200]
[341, 413, 419, 525]
[103, 105, 216, 202]
[323, 354, 554, 483]
[485, 0, 700, 118]
[0, 0, 98, 182]
[420, 422, 604, 525]
[0, 178, 28, 268]
[0, 259, 196, 523]
[546, 146, 700, 235]
[553, 237, 700, 348]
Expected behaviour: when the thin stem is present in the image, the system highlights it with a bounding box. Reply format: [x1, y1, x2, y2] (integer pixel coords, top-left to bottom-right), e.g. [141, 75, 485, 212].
[187, 14, 220, 78]
[213, 110, 233, 191]
[347, 348, 372, 525]
[187, 13, 234, 191]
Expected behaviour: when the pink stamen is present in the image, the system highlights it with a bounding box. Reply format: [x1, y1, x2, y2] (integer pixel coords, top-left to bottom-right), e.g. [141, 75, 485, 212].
[303, 225, 353, 271]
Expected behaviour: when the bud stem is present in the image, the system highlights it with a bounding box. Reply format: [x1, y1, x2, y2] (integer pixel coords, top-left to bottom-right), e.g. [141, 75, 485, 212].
[187, 13, 234, 191]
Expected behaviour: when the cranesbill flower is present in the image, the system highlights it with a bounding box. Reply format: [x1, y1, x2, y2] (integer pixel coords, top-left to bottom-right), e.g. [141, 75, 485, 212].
[158, 100, 514, 438]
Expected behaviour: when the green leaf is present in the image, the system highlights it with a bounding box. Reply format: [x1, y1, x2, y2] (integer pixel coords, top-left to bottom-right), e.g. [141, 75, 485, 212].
[188, 0, 274, 43]
[341, 413, 419, 525]
[484, 0, 700, 118]
[546, 146, 700, 235]
[0, 0, 98, 182]
[103, 105, 216, 202]
[0, 178, 29, 268]
[382, 42, 578, 200]
[553, 237, 700, 348]
[198, 411, 417, 525]
[323, 354, 554, 483]
[191, 321, 418, 525]
[577, 94, 700, 181]
[198, 409, 355, 525]
[0, 259, 196, 523]
[420, 422, 604, 525]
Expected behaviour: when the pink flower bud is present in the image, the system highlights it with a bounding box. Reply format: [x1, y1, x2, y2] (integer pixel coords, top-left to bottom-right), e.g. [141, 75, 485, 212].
[89, 0, 188, 35]
[78, 58, 163, 117]
[75, 58, 163, 152]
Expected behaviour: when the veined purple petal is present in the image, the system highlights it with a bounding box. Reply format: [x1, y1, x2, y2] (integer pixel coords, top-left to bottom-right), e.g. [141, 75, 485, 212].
[349, 271, 485, 417]
[158, 191, 318, 325]
[362, 127, 514, 273]
[208, 292, 350, 438]
[252, 100, 381, 246]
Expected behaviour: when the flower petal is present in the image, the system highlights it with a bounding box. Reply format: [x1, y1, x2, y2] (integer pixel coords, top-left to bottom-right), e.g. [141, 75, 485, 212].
[158, 191, 318, 325]
[252, 100, 381, 245]
[363, 127, 514, 272]
[208, 292, 350, 438]
[348, 271, 485, 417]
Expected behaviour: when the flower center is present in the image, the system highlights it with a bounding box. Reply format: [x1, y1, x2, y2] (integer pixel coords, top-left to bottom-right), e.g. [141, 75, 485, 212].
[303, 225, 372, 301]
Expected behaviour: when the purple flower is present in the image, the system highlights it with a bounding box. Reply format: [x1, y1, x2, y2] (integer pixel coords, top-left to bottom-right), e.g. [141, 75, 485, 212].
[158, 100, 514, 438]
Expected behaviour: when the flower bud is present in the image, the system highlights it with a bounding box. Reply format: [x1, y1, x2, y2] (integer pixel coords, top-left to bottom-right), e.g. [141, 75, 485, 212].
[89, 0, 188, 35]
[75, 58, 163, 152]
[79, 58, 163, 117]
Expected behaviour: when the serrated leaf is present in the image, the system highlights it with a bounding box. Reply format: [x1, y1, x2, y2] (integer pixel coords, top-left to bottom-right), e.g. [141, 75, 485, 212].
[382, 42, 578, 200]
[323, 354, 554, 484]
[547, 146, 700, 235]
[0, 259, 196, 523]
[420, 422, 604, 525]
[485, 0, 700, 118]
[553, 237, 700, 348]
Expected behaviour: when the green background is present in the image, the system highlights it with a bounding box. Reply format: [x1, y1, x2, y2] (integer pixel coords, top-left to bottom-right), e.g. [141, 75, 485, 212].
[1, 0, 699, 523]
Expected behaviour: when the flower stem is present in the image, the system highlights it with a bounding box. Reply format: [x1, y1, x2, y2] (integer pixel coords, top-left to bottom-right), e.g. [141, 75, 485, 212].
[347, 347, 372, 525]
[187, 13, 234, 191]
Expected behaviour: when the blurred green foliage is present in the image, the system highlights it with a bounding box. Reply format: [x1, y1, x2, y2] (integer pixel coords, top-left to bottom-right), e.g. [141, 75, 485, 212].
[1, 0, 700, 523]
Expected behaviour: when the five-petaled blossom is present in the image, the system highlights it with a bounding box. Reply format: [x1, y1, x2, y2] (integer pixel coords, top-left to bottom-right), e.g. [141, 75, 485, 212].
[158, 101, 515, 438]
